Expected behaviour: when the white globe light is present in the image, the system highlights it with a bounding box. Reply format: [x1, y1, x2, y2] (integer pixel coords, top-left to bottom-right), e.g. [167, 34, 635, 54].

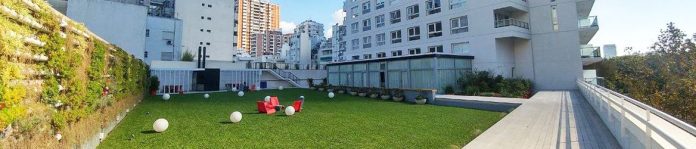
[231, 87, 238, 92]
[285, 106, 296, 116]
[162, 94, 171, 100]
[264, 96, 271, 102]
[55, 133, 62, 141]
[230, 111, 242, 123]
[278, 86, 284, 90]
[204, 94, 210, 99]
[299, 96, 305, 99]
[237, 91, 245, 97]
[328, 92, 335, 98]
[153, 118, 169, 133]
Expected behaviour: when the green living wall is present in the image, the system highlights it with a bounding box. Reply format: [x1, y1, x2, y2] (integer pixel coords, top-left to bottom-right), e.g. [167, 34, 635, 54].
[0, 0, 147, 147]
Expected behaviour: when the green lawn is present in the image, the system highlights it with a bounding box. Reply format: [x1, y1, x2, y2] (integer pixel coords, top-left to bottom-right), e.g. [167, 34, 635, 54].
[99, 89, 503, 148]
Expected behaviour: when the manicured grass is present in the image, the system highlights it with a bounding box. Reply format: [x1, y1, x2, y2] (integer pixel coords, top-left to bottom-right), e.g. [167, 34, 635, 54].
[99, 89, 503, 148]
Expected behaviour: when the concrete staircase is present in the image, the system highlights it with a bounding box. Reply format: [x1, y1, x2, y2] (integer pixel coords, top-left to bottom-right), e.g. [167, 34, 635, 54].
[266, 69, 304, 88]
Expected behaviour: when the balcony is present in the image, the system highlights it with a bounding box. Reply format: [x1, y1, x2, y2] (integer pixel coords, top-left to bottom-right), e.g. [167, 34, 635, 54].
[579, 16, 599, 44]
[581, 44, 602, 65]
[576, 0, 596, 18]
[495, 18, 529, 29]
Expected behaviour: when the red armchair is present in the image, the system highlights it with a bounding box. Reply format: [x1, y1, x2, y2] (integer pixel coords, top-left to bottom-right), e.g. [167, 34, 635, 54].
[269, 96, 280, 107]
[257, 101, 276, 114]
[293, 100, 303, 112]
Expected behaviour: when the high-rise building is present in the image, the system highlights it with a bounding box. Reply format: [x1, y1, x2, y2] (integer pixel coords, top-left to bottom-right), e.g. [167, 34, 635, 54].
[330, 0, 599, 90]
[250, 30, 283, 57]
[288, 20, 325, 65]
[176, 0, 238, 65]
[319, 38, 333, 64]
[602, 44, 617, 59]
[236, 0, 280, 53]
[330, 24, 347, 62]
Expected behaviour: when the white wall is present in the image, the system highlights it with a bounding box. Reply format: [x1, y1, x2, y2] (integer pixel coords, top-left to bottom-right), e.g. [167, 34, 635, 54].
[175, 0, 237, 61]
[66, 0, 147, 59]
[145, 16, 183, 63]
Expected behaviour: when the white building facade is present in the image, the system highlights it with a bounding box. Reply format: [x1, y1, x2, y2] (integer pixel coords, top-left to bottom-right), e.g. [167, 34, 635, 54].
[337, 0, 598, 90]
[288, 20, 326, 65]
[602, 44, 617, 59]
[175, 0, 238, 63]
[145, 16, 183, 62]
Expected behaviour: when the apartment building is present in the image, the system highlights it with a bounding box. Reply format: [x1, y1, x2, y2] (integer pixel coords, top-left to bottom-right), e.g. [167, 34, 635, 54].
[331, 24, 348, 63]
[319, 38, 334, 64]
[236, 0, 281, 53]
[250, 30, 283, 57]
[329, 0, 598, 90]
[288, 20, 326, 65]
[176, 0, 238, 65]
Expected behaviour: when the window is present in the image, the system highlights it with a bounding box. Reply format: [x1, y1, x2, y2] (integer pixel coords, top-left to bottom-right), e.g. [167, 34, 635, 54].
[207, 17, 212, 20]
[201, 3, 205, 6]
[390, 30, 402, 44]
[391, 50, 403, 56]
[208, 4, 212, 8]
[376, 33, 386, 46]
[375, 15, 385, 28]
[408, 26, 421, 41]
[407, 4, 419, 19]
[426, 0, 442, 14]
[451, 16, 469, 34]
[200, 29, 204, 32]
[352, 55, 360, 60]
[409, 48, 421, 55]
[363, 54, 372, 59]
[451, 41, 470, 54]
[145, 29, 150, 37]
[352, 39, 360, 50]
[390, 10, 401, 24]
[450, 0, 466, 9]
[428, 45, 444, 53]
[377, 52, 387, 58]
[363, 19, 372, 31]
[207, 30, 211, 33]
[376, 0, 385, 9]
[351, 22, 359, 33]
[351, 6, 359, 18]
[362, 2, 371, 14]
[551, 5, 559, 31]
[428, 22, 442, 38]
[201, 16, 205, 19]
[363, 36, 372, 48]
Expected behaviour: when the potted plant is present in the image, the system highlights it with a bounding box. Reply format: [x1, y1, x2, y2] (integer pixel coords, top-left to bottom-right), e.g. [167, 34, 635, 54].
[336, 86, 346, 94]
[415, 95, 427, 105]
[358, 88, 368, 97]
[349, 87, 358, 95]
[327, 84, 334, 92]
[149, 76, 159, 96]
[369, 88, 380, 98]
[317, 83, 326, 91]
[392, 89, 404, 102]
[308, 78, 315, 90]
[380, 88, 391, 100]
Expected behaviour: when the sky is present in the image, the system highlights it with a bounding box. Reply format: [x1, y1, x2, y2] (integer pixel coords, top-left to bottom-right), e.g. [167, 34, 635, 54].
[274, 0, 696, 56]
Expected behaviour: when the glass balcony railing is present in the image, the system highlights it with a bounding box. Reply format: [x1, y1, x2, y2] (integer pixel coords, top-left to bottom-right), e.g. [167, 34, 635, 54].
[579, 16, 599, 28]
[580, 45, 601, 58]
[494, 18, 529, 29]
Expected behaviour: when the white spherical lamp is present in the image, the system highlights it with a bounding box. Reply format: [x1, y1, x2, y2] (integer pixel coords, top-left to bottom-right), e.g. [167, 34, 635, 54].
[204, 94, 210, 99]
[285, 106, 296, 116]
[153, 118, 169, 133]
[237, 91, 245, 97]
[55, 133, 62, 141]
[299, 96, 305, 100]
[230, 111, 242, 123]
[162, 94, 170, 101]
[278, 86, 284, 90]
[264, 96, 271, 102]
[328, 92, 335, 98]
[231, 87, 238, 92]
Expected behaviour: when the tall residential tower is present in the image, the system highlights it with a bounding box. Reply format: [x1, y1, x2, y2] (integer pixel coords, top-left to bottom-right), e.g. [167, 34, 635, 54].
[236, 0, 280, 53]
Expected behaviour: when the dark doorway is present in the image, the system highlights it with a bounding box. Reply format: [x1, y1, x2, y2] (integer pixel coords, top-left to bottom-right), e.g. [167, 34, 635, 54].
[194, 69, 220, 91]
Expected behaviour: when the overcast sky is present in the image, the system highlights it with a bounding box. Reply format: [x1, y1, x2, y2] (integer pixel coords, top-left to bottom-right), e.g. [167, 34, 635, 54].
[275, 0, 696, 56]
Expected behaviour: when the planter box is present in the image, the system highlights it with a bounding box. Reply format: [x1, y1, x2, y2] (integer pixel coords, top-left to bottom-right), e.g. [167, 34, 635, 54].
[415, 99, 427, 104]
[349, 92, 358, 96]
[403, 89, 437, 104]
[358, 93, 367, 97]
[380, 95, 391, 100]
[338, 90, 345, 94]
[392, 96, 404, 102]
[369, 94, 379, 98]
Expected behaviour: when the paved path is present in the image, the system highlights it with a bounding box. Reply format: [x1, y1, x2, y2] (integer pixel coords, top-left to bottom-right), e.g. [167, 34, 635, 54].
[462, 91, 621, 149]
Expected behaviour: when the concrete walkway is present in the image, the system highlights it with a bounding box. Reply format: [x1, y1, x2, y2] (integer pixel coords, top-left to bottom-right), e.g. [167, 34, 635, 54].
[462, 91, 621, 149]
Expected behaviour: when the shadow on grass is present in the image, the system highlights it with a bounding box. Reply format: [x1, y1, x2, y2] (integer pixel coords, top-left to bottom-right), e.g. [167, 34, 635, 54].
[140, 130, 158, 134]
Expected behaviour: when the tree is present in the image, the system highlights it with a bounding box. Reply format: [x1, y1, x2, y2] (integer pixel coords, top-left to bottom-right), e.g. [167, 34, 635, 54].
[181, 50, 194, 61]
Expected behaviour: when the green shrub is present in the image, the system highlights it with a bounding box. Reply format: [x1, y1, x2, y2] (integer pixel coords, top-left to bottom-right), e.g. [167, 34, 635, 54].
[457, 71, 533, 98]
[181, 50, 194, 61]
[444, 85, 454, 94]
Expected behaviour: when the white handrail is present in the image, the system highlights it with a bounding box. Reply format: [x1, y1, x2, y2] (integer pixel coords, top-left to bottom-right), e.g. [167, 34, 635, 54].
[577, 80, 696, 148]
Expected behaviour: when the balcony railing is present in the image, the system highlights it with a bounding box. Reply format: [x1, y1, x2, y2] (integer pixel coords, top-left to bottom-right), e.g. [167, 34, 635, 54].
[580, 45, 601, 58]
[577, 80, 696, 148]
[494, 18, 529, 29]
[579, 16, 599, 28]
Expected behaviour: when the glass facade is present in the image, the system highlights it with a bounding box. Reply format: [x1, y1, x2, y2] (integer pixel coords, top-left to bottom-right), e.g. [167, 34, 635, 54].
[327, 54, 473, 93]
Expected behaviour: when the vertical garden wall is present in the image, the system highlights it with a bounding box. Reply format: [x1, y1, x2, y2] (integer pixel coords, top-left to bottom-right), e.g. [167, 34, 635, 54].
[0, 0, 148, 147]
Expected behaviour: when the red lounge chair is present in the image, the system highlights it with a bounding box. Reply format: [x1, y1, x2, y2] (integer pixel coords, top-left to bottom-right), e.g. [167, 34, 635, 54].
[293, 100, 303, 112]
[257, 101, 276, 114]
[269, 96, 280, 107]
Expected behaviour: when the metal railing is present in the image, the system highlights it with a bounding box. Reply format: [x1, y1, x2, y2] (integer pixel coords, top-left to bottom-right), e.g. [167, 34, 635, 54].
[579, 16, 599, 28]
[494, 18, 529, 29]
[580, 45, 601, 58]
[577, 80, 696, 148]
[271, 69, 300, 83]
